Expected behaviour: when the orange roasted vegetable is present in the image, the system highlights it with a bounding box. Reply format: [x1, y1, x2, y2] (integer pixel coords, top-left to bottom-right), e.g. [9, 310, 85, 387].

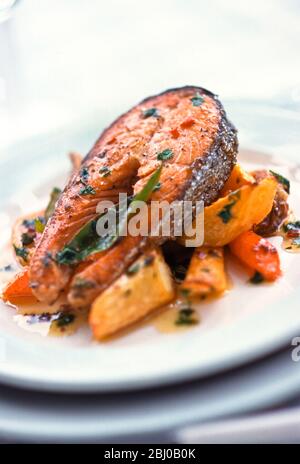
[221, 164, 255, 195]
[2, 268, 37, 304]
[229, 230, 281, 281]
[179, 176, 277, 247]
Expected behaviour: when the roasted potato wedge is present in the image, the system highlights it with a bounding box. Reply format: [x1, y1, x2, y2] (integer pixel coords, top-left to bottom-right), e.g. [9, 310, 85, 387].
[89, 249, 175, 340]
[229, 230, 281, 282]
[221, 164, 255, 195]
[179, 176, 277, 247]
[181, 246, 227, 297]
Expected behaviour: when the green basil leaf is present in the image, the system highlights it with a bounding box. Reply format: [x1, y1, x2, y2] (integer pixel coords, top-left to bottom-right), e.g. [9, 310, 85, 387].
[175, 308, 198, 325]
[56, 165, 162, 265]
[45, 187, 62, 221]
[129, 164, 162, 205]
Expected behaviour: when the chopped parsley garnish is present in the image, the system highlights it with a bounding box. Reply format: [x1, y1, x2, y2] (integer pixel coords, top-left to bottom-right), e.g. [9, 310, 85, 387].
[56, 313, 75, 328]
[99, 166, 111, 177]
[249, 271, 264, 284]
[175, 308, 198, 326]
[13, 245, 29, 262]
[79, 185, 96, 195]
[191, 93, 204, 107]
[80, 166, 89, 184]
[142, 108, 158, 118]
[270, 170, 290, 194]
[34, 217, 46, 233]
[218, 205, 234, 223]
[217, 191, 240, 224]
[157, 149, 173, 161]
[45, 187, 62, 221]
[126, 263, 140, 276]
[56, 247, 79, 265]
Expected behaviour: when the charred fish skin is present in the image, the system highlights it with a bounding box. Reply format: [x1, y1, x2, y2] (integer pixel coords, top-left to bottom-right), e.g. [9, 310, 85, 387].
[180, 88, 238, 206]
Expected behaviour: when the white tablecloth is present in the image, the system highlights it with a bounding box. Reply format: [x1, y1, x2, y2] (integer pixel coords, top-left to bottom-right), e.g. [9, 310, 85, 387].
[0, 0, 299, 150]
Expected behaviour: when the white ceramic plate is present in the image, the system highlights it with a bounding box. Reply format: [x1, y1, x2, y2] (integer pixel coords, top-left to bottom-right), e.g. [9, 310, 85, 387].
[0, 344, 299, 443]
[0, 103, 299, 392]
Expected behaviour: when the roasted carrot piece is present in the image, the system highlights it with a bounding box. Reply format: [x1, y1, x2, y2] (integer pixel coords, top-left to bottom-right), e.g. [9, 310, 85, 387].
[2, 261, 92, 307]
[2, 268, 37, 304]
[229, 230, 281, 281]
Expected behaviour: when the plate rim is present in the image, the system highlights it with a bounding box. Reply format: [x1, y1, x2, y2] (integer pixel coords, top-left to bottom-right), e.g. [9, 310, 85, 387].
[0, 345, 299, 442]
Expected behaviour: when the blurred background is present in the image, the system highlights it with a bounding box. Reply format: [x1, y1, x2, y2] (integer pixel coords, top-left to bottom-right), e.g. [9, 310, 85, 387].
[0, 0, 299, 150]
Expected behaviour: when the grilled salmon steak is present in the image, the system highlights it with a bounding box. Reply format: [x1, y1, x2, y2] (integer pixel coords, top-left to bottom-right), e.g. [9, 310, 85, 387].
[29, 86, 238, 305]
